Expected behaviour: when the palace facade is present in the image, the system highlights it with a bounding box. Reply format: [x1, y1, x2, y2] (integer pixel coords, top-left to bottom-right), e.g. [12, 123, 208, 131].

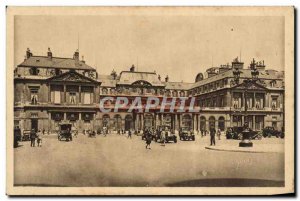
[14, 48, 285, 133]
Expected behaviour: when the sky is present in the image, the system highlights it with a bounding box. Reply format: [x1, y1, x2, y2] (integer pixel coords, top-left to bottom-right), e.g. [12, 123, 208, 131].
[14, 15, 284, 83]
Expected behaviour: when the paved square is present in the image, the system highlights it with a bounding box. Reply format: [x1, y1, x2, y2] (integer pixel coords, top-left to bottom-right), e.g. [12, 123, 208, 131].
[14, 134, 284, 187]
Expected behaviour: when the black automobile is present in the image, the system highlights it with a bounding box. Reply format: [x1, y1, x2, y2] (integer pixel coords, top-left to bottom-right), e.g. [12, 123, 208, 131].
[14, 127, 22, 148]
[179, 127, 195, 141]
[22, 130, 31, 141]
[155, 125, 177, 143]
[58, 123, 73, 141]
[226, 126, 262, 140]
[142, 127, 156, 141]
[262, 127, 284, 138]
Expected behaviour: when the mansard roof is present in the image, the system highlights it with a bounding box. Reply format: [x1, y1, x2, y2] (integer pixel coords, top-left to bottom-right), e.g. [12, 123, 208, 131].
[18, 56, 95, 71]
[191, 69, 284, 89]
[117, 71, 164, 87]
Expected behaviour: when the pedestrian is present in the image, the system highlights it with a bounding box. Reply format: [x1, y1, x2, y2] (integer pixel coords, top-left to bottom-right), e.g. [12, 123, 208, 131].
[42, 128, 45, 135]
[36, 129, 42, 147]
[30, 129, 37, 147]
[217, 128, 221, 140]
[103, 127, 107, 137]
[127, 129, 132, 139]
[210, 126, 216, 146]
[201, 129, 204, 137]
[145, 129, 152, 149]
[161, 128, 166, 146]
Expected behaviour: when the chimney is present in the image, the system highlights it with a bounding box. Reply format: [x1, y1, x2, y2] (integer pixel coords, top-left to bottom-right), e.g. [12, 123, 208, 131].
[158, 74, 161, 81]
[165, 75, 169, 82]
[73, 49, 79, 60]
[26, 48, 32, 59]
[81, 55, 85, 63]
[130, 64, 135, 72]
[47, 47, 52, 59]
[232, 56, 244, 69]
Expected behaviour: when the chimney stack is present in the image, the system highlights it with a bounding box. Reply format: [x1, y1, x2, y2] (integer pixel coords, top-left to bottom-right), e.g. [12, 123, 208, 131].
[47, 47, 52, 59]
[158, 74, 161, 81]
[73, 49, 79, 61]
[26, 48, 32, 59]
[165, 75, 169, 82]
[81, 55, 85, 63]
[130, 64, 135, 72]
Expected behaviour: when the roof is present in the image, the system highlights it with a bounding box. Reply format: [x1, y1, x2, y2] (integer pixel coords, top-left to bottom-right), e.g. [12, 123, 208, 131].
[98, 74, 117, 87]
[165, 82, 193, 90]
[191, 69, 284, 89]
[18, 56, 95, 70]
[118, 71, 164, 87]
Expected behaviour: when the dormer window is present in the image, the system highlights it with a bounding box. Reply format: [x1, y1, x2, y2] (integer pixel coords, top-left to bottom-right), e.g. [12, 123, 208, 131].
[55, 68, 62, 76]
[29, 67, 39, 75]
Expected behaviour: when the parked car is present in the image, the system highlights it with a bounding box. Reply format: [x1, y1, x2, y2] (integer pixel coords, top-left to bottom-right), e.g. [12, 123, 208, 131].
[142, 127, 156, 141]
[58, 123, 73, 141]
[22, 130, 31, 141]
[14, 127, 22, 148]
[155, 125, 177, 143]
[262, 127, 284, 138]
[226, 127, 262, 140]
[179, 127, 195, 141]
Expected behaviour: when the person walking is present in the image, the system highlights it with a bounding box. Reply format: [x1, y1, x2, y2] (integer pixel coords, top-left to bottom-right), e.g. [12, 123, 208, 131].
[217, 128, 221, 140]
[127, 129, 132, 139]
[161, 128, 166, 146]
[210, 126, 216, 146]
[36, 129, 42, 147]
[30, 129, 37, 147]
[145, 129, 152, 149]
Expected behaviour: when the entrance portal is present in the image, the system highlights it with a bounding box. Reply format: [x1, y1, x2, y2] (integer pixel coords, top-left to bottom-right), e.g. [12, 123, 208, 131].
[125, 115, 133, 131]
[31, 119, 38, 131]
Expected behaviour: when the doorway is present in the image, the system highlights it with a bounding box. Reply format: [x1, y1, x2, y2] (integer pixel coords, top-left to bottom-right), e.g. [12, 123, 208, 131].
[31, 119, 38, 132]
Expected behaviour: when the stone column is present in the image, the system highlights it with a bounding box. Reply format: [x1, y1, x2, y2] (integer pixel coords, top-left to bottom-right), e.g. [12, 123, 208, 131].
[48, 112, 51, 133]
[48, 84, 51, 103]
[175, 114, 178, 131]
[141, 114, 144, 130]
[64, 112, 67, 121]
[64, 85, 67, 103]
[79, 86, 82, 104]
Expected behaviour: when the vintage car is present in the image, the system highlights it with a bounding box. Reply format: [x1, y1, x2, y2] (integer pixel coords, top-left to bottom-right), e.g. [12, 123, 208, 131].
[58, 123, 73, 141]
[14, 127, 22, 148]
[155, 125, 177, 143]
[22, 130, 31, 141]
[142, 127, 156, 140]
[179, 127, 195, 141]
[226, 127, 262, 140]
[262, 127, 284, 138]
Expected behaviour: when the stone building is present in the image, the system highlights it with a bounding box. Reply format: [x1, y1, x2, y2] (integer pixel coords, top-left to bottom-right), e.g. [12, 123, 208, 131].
[14, 49, 284, 133]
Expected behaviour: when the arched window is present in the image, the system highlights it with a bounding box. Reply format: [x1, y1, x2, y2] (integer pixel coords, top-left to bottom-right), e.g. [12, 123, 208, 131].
[200, 116, 206, 131]
[209, 116, 216, 129]
[102, 114, 110, 127]
[182, 114, 192, 128]
[113, 114, 122, 131]
[218, 116, 225, 131]
[102, 88, 108, 95]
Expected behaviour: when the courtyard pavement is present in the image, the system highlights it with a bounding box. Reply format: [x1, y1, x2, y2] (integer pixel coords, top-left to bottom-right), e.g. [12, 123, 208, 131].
[14, 133, 285, 187]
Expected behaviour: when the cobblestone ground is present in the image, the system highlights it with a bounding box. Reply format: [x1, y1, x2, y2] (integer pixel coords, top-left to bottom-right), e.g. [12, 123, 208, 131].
[14, 133, 284, 187]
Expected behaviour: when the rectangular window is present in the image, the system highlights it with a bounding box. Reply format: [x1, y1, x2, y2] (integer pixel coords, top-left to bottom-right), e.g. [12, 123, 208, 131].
[84, 93, 91, 104]
[69, 92, 76, 104]
[30, 91, 38, 105]
[271, 97, 278, 109]
[54, 91, 61, 104]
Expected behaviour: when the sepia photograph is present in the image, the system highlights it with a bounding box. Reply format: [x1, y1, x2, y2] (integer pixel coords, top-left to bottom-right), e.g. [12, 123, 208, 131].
[6, 6, 294, 195]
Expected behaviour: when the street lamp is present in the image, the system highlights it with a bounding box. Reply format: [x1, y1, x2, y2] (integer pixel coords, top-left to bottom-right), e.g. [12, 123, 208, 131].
[233, 58, 260, 147]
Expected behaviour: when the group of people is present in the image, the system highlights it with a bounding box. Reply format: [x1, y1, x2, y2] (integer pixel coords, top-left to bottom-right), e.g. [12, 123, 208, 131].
[30, 129, 42, 147]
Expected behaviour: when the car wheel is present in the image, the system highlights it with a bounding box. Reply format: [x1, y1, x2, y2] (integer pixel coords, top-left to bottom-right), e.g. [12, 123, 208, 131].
[268, 134, 272, 138]
[174, 139, 177, 143]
